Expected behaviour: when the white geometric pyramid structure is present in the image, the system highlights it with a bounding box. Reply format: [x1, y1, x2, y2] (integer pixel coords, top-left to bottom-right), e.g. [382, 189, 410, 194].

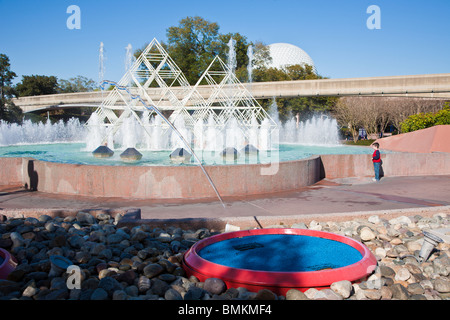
[87, 38, 278, 151]
[191, 56, 277, 144]
[88, 38, 206, 143]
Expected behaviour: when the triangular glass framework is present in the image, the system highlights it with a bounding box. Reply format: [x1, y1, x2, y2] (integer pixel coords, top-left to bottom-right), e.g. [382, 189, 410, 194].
[87, 38, 278, 151]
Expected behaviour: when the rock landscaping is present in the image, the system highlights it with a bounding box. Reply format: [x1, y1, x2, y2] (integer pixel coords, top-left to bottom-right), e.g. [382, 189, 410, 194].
[0, 211, 448, 300]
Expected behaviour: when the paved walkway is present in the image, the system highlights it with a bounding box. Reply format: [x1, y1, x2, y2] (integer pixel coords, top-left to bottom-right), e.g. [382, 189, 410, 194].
[1, 175, 449, 225]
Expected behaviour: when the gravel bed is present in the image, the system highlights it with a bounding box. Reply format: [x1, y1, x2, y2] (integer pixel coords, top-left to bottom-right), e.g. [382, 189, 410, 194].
[0, 211, 448, 300]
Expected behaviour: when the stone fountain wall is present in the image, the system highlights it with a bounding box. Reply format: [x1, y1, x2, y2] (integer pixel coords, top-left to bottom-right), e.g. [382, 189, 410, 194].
[0, 156, 321, 200]
[0, 152, 449, 200]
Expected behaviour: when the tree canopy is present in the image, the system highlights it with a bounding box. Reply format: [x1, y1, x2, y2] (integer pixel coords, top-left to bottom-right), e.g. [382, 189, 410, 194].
[58, 75, 96, 93]
[15, 74, 59, 97]
[0, 53, 22, 122]
[166, 16, 221, 84]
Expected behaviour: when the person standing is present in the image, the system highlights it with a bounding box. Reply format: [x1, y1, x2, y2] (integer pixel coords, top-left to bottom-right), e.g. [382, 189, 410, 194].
[371, 142, 381, 182]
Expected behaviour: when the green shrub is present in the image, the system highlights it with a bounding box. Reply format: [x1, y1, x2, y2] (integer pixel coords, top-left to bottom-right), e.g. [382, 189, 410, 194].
[400, 103, 450, 133]
[434, 103, 450, 125]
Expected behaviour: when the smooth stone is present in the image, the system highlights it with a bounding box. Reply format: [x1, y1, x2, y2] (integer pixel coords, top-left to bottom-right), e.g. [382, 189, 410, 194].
[360, 227, 376, 241]
[112, 290, 128, 300]
[380, 286, 393, 300]
[125, 285, 139, 297]
[143, 264, 164, 278]
[164, 288, 183, 300]
[44, 288, 69, 300]
[330, 280, 353, 299]
[304, 288, 319, 299]
[138, 276, 151, 293]
[76, 211, 96, 226]
[22, 283, 38, 298]
[150, 278, 170, 296]
[363, 289, 382, 300]
[395, 268, 412, 281]
[390, 283, 410, 300]
[318, 289, 343, 300]
[407, 283, 425, 295]
[285, 289, 309, 300]
[90, 288, 108, 300]
[204, 278, 227, 295]
[254, 289, 277, 300]
[158, 273, 176, 283]
[184, 286, 205, 300]
[434, 278, 450, 293]
[98, 277, 122, 296]
[368, 215, 381, 224]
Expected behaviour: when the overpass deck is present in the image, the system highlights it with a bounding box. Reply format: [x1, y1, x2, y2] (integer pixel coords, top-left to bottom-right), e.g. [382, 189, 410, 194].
[12, 73, 450, 113]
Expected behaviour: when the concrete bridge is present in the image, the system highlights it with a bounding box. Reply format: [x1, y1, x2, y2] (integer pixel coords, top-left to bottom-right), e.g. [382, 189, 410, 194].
[12, 73, 450, 113]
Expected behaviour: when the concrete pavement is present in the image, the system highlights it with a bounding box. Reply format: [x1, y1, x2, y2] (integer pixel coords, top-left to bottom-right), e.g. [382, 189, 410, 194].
[1, 175, 449, 229]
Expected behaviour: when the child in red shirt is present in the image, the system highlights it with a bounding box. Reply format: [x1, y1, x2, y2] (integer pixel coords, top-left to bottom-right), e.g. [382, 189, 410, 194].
[371, 142, 381, 181]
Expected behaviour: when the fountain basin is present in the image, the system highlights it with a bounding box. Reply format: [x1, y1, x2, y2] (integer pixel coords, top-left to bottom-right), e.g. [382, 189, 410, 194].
[182, 228, 377, 295]
[0, 248, 17, 280]
[1, 145, 448, 201]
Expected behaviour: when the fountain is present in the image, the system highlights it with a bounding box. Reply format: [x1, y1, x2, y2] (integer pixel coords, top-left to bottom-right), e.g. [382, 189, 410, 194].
[99, 42, 105, 85]
[247, 45, 254, 84]
[227, 37, 237, 74]
[125, 43, 135, 72]
[0, 37, 374, 201]
[86, 38, 279, 154]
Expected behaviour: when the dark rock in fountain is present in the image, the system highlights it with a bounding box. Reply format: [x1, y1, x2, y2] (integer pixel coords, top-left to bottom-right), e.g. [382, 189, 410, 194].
[170, 148, 192, 163]
[241, 144, 259, 155]
[221, 147, 239, 160]
[92, 145, 114, 158]
[120, 148, 143, 162]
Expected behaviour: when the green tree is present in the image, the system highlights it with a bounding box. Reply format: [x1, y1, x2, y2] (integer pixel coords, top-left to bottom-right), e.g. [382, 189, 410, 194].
[254, 64, 337, 121]
[218, 33, 249, 71]
[15, 74, 59, 97]
[136, 17, 273, 86]
[0, 53, 22, 123]
[166, 16, 221, 84]
[58, 75, 96, 93]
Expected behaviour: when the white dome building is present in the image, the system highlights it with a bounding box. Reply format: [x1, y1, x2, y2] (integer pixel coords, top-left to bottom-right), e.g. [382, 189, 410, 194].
[267, 43, 317, 74]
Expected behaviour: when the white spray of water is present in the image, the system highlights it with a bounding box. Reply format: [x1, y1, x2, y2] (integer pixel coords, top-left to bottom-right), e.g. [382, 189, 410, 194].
[268, 98, 340, 146]
[99, 42, 105, 85]
[125, 44, 135, 73]
[227, 38, 237, 75]
[247, 45, 253, 83]
[0, 119, 86, 147]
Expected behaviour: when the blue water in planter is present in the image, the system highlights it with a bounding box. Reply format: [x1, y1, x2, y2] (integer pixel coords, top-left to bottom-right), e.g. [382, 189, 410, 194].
[198, 234, 363, 272]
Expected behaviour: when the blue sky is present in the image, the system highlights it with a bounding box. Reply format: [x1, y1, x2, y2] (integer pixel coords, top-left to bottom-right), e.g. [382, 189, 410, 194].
[1, 0, 449, 85]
